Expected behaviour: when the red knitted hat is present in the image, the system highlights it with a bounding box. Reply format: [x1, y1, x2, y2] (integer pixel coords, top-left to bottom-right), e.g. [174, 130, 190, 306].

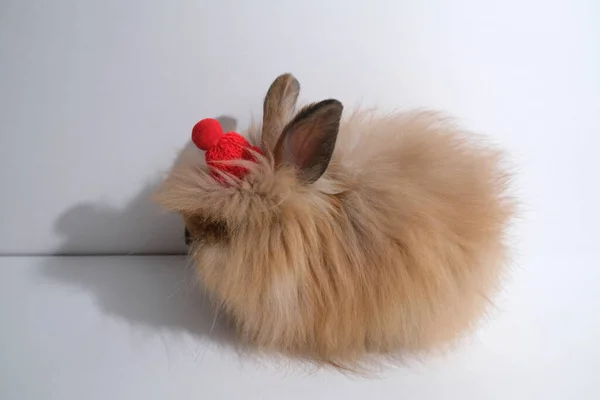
[191, 118, 263, 183]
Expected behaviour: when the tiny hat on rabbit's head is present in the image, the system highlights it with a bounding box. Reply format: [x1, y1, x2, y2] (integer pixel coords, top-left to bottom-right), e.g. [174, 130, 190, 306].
[191, 118, 263, 183]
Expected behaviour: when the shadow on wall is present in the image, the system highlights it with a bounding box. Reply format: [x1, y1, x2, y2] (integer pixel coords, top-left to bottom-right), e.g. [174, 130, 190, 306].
[52, 115, 239, 256]
[37, 116, 242, 353]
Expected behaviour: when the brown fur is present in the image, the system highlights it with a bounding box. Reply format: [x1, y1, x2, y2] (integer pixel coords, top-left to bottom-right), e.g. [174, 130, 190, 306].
[155, 74, 515, 369]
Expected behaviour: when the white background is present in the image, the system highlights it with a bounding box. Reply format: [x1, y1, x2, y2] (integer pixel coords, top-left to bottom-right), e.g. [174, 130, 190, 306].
[1, 0, 599, 399]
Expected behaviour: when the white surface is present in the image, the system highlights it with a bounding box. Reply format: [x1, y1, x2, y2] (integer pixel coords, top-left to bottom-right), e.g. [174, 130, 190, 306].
[1, 0, 599, 254]
[1, 255, 598, 399]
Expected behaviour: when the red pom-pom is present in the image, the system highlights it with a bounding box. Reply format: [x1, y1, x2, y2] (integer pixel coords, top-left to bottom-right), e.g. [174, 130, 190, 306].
[191, 118, 263, 183]
[205, 133, 260, 181]
[192, 118, 223, 151]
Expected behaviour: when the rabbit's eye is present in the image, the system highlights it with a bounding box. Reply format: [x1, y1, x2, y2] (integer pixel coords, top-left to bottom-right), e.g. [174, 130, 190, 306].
[184, 227, 192, 245]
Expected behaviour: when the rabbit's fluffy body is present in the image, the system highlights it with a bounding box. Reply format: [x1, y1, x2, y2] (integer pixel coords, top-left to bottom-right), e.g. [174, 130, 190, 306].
[156, 74, 514, 367]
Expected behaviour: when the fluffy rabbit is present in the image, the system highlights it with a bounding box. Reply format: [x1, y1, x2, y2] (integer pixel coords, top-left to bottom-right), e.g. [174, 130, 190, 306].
[155, 73, 515, 368]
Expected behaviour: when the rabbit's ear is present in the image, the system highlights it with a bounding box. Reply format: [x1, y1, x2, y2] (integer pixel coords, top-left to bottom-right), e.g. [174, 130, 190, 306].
[262, 73, 300, 152]
[274, 99, 343, 183]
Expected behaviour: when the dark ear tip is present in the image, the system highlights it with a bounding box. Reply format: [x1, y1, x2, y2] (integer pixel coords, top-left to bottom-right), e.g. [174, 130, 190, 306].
[317, 99, 344, 118]
[320, 99, 343, 108]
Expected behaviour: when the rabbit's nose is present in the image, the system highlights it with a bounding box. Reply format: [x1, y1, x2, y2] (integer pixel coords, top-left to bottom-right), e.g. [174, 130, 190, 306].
[184, 227, 191, 245]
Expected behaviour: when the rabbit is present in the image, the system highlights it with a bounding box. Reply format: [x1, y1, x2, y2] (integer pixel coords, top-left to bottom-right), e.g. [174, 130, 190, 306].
[155, 73, 515, 369]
